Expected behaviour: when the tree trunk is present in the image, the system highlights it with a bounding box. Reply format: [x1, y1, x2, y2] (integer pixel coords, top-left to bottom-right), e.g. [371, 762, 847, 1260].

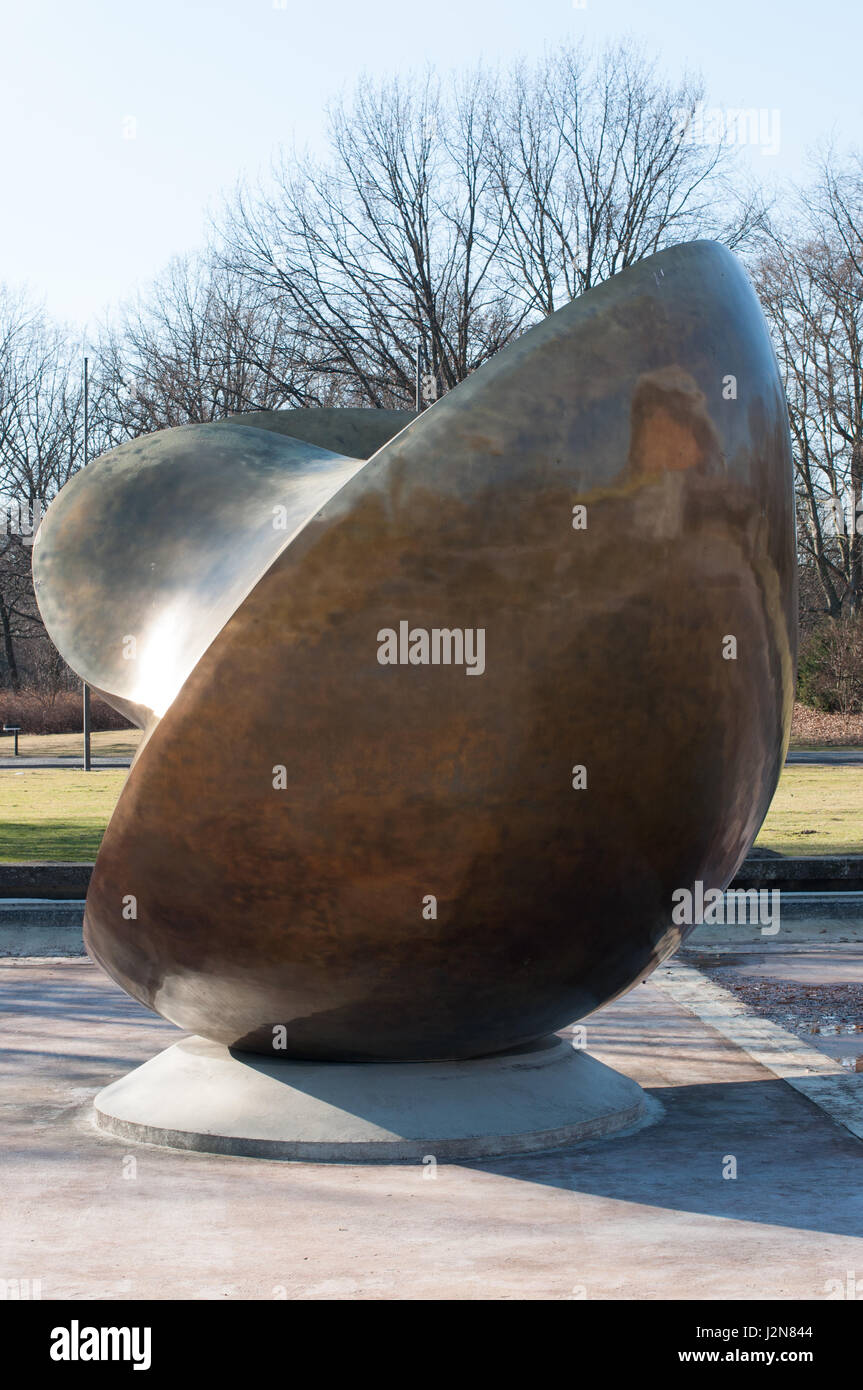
[850, 440, 863, 617]
[0, 598, 20, 692]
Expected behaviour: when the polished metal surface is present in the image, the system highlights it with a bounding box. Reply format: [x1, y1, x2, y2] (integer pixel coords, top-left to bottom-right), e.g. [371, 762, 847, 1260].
[33, 241, 797, 1060]
[215, 406, 415, 458]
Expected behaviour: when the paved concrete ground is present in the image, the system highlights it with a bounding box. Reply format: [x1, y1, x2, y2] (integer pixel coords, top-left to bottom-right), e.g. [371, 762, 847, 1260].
[689, 942, 863, 1073]
[1, 957, 861, 1300]
[701, 946, 863, 984]
[688, 914, 863, 946]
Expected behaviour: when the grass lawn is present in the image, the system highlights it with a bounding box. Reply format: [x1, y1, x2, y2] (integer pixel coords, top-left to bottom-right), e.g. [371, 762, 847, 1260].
[3, 729, 142, 759]
[754, 765, 863, 856]
[0, 770, 128, 861]
[0, 763, 861, 862]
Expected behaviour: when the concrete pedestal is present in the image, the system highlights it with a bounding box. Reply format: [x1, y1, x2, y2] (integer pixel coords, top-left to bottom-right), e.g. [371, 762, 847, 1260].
[93, 1034, 647, 1162]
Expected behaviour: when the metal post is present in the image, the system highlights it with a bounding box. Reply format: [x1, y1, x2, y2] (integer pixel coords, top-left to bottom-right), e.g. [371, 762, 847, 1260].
[82, 355, 92, 772]
[415, 343, 421, 414]
[82, 683, 91, 772]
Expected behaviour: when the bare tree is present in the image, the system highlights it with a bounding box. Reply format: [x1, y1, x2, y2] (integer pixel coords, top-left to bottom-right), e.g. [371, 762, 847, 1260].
[95, 250, 321, 441]
[0, 286, 84, 506]
[219, 43, 765, 404]
[755, 151, 863, 619]
[0, 287, 87, 689]
[486, 41, 768, 316]
[220, 68, 529, 406]
[0, 536, 37, 691]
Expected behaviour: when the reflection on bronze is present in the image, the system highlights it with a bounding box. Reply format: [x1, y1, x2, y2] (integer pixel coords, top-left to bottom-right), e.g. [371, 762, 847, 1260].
[33, 241, 796, 1061]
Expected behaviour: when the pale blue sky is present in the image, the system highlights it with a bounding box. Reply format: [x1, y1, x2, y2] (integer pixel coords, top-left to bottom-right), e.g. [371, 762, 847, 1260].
[1, 0, 859, 334]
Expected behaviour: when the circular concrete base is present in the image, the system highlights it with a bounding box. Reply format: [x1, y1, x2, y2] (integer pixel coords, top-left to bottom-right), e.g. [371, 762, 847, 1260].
[93, 1034, 647, 1162]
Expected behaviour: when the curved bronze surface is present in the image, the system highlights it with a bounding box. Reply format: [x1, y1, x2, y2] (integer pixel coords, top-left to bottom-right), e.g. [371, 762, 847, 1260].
[215, 406, 416, 457]
[33, 241, 796, 1060]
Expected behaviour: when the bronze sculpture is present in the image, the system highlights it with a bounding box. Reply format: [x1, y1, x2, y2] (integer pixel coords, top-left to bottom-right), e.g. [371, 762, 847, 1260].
[33, 241, 796, 1063]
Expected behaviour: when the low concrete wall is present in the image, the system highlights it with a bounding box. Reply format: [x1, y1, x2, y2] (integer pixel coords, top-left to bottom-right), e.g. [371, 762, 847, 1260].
[1, 845, 856, 900]
[0, 900, 86, 955]
[0, 891, 860, 958]
[0, 863, 92, 899]
[4, 855, 861, 902]
[738, 890, 863, 922]
[736, 856, 863, 892]
[0, 859, 861, 957]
